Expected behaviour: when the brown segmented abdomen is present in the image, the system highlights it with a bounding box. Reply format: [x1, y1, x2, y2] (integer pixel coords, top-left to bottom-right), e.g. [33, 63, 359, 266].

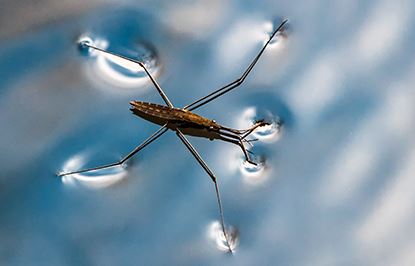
[130, 101, 219, 129]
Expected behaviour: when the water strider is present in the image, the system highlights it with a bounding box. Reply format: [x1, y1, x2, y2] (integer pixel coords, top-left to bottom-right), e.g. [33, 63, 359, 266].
[59, 19, 288, 253]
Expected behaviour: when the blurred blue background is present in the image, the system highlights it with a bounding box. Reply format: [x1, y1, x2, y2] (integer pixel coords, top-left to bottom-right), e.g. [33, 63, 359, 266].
[1, 0, 415, 265]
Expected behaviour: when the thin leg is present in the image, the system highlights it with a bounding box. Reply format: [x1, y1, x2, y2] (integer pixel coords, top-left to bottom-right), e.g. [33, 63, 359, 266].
[58, 125, 168, 177]
[240, 120, 270, 139]
[175, 130, 233, 254]
[82, 43, 174, 108]
[219, 120, 269, 137]
[218, 132, 257, 165]
[184, 19, 288, 111]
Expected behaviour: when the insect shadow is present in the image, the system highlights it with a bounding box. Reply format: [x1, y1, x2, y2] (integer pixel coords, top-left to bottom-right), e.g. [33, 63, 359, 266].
[59, 19, 289, 254]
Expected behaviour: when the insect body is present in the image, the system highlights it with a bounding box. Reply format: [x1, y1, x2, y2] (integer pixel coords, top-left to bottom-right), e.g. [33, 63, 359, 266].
[60, 19, 288, 254]
[130, 100, 267, 161]
[130, 101, 219, 130]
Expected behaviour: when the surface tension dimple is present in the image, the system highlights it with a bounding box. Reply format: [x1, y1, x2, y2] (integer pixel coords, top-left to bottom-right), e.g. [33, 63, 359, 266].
[207, 221, 239, 252]
[77, 35, 160, 89]
[239, 106, 283, 143]
[263, 18, 288, 47]
[60, 154, 128, 189]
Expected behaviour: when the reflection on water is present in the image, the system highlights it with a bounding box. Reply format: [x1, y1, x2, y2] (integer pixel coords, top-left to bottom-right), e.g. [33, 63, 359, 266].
[240, 156, 269, 185]
[77, 35, 97, 56]
[79, 35, 160, 89]
[207, 221, 239, 253]
[60, 154, 128, 189]
[238, 106, 283, 143]
[263, 19, 289, 47]
[223, 144, 270, 186]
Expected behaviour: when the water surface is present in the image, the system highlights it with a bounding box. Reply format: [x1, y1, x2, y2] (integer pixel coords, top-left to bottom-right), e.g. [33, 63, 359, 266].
[1, 1, 415, 265]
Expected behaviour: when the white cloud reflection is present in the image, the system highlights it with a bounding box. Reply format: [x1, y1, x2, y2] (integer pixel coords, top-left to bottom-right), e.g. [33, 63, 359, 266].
[355, 147, 415, 263]
[60, 154, 128, 189]
[355, 0, 411, 67]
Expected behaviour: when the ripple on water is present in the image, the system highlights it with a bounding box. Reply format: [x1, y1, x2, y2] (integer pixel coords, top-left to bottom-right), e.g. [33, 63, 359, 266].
[60, 154, 128, 189]
[263, 18, 289, 47]
[78, 36, 94, 55]
[207, 221, 239, 253]
[229, 102, 284, 185]
[238, 106, 283, 143]
[240, 144, 271, 185]
[78, 35, 160, 89]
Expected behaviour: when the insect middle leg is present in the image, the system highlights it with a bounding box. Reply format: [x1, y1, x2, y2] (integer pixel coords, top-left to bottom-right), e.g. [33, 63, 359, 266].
[184, 19, 288, 111]
[175, 129, 234, 254]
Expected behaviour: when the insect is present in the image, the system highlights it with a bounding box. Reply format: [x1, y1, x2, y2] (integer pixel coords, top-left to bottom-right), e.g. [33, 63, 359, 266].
[59, 19, 288, 253]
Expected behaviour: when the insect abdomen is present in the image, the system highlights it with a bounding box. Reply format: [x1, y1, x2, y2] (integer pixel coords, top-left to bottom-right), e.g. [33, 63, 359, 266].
[130, 101, 176, 120]
[130, 101, 218, 129]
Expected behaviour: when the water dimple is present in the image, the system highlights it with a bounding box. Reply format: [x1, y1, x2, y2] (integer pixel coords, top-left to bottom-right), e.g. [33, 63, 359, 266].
[77, 37, 93, 55]
[218, 127, 271, 185]
[77, 35, 160, 89]
[239, 145, 270, 185]
[77, 35, 107, 57]
[241, 154, 266, 175]
[207, 221, 239, 253]
[263, 19, 288, 47]
[60, 154, 128, 189]
[239, 106, 282, 143]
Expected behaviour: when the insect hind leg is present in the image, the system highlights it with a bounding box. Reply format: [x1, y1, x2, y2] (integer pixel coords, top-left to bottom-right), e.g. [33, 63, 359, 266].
[80, 42, 174, 108]
[58, 125, 168, 177]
